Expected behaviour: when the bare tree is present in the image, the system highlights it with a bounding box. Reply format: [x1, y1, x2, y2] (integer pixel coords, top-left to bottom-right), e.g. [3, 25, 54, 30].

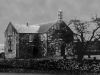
[69, 17, 100, 61]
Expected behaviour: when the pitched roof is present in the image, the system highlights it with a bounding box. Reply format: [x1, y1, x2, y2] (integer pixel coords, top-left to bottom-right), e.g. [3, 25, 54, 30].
[38, 20, 72, 33]
[10, 20, 71, 33]
[12, 23, 40, 33]
[37, 21, 57, 33]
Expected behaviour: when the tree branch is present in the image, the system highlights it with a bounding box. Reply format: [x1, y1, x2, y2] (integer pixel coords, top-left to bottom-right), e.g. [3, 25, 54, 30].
[89, 26, 100, 42]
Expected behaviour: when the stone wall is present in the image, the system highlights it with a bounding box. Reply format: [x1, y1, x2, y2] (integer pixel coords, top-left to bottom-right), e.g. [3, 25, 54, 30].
[4, 23, 17, 58]
[19, 33, 44, 58]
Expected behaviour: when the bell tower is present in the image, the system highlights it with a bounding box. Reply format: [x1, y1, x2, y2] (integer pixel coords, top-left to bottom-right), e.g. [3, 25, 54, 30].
[58, 9, 63, 20]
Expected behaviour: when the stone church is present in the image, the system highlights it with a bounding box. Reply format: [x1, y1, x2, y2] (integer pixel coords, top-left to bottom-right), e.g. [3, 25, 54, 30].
[4, 10, 73, 59]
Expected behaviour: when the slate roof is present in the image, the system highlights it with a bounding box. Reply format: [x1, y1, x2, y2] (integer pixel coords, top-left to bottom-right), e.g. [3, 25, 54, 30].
[12, 23, 40, 33]
[10, 20, 71, 33]
[37, 21, 57, 33]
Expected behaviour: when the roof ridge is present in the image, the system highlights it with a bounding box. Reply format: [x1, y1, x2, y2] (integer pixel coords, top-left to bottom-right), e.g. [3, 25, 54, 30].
[10, 22, 40, 33]
[9, 20, 69, 33]
[10, 20, 68, 26]
[36, 20, 57, 26]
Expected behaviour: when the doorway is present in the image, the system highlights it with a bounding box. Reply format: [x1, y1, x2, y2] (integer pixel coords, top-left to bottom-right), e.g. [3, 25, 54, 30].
[27, 45, 39, 58]
[33, 46, 39, 57]
[61, 43, 66, 56]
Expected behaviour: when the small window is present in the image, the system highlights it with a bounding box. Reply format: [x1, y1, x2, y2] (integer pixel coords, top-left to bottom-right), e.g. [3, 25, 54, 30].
[8, 35, 12, 40]
[56, 24, 60, 30]
[8, 36, 12, 53]
[29, 34, 33, 42]
[8, 49, 12, 52]
[54, 25, 56, 29]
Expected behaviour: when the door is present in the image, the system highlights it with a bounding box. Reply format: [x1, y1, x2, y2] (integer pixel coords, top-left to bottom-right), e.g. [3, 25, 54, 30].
[61, 43, 66, 56]
[33, 46, 39, 58]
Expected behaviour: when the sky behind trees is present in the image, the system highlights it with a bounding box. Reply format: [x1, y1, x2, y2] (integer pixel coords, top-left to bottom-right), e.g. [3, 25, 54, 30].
[1, 0, 100, 44]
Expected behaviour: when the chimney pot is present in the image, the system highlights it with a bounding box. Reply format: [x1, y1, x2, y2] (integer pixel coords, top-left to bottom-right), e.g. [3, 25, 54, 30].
[27, 23, 28, 26]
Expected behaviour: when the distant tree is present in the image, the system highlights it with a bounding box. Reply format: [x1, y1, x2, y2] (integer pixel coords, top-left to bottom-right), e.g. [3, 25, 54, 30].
[69, 16, 100, 61]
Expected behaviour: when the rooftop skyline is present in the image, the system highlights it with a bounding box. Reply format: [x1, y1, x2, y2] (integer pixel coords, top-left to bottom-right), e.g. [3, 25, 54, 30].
[1, 0, 100, 44]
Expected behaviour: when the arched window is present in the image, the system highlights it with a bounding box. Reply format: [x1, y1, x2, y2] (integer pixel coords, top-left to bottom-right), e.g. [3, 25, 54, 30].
[8, 35, 12, 52]
[29, 34, 33, 42]
[56, 24, 60, 30]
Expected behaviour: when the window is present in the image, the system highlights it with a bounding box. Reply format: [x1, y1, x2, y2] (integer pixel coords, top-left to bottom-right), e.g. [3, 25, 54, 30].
[29, 34, 33, 42]
[8, 35, 12, 52]
[56, 24, 60, 30]
[8, 49, 12, 52]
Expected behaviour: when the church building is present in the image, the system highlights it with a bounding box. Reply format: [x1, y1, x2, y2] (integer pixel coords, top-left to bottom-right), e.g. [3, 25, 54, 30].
[4, 10, 73, 59]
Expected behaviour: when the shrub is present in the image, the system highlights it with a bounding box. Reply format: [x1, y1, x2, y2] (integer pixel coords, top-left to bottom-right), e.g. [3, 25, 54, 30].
[0, 58, 99, 72]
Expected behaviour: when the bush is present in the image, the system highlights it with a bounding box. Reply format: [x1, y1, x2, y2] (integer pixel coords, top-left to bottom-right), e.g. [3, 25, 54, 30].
[0, 58, 99, 73]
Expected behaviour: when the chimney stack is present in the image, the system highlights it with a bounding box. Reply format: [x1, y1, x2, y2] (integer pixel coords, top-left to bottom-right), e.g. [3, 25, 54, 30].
[27, 23, 28, 26]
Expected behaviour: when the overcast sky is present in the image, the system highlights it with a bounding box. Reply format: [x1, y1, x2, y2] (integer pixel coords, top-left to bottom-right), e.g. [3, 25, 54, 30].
[0, 0, 100, 44]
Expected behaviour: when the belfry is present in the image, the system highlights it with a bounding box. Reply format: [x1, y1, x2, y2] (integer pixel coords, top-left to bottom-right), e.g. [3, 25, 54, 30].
[58, 9, 63, 20]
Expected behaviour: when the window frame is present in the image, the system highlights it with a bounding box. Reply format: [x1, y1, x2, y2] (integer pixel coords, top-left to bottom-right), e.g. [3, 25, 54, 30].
[29, 34, 33, 42]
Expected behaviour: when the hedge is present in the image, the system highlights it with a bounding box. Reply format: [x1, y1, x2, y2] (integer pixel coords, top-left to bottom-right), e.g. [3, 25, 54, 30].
[0, 58, 99, 73]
